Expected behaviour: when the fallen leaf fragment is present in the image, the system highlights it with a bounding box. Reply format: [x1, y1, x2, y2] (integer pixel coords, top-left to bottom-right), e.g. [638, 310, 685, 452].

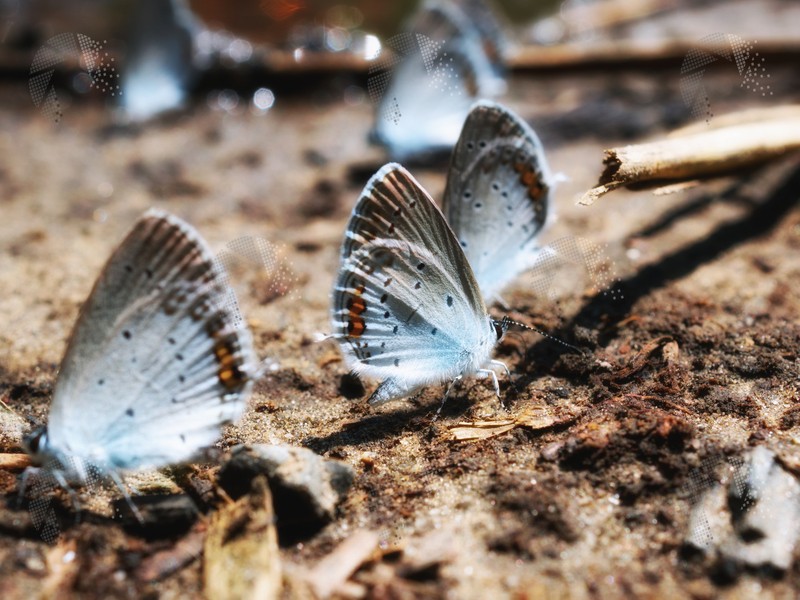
[204, 476, 281, 600]
[448, 405, 575, 442]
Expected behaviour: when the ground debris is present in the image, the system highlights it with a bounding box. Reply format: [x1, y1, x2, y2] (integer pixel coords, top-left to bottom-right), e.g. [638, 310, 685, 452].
[683, 446, 800, 579]
[218, 444, 355, 540]
[135, 528, 205, 583]
[305, 529, 379, 599]
[0, 403, 27, 453]
[0, 453, 31, 471]
[447, 404, 578, 442]
[113, 494, 199, 539]
[612, 336, 674, 382]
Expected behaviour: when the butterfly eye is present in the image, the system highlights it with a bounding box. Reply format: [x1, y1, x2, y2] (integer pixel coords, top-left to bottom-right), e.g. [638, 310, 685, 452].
[493, 318, 509, 340]
[23, 426, 47, 455]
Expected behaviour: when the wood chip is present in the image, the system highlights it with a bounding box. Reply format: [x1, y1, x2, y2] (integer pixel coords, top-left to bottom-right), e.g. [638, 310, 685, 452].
[203, 476, 281, 600]
[0, 453, 31, 471]
[306, 530, 379, 600]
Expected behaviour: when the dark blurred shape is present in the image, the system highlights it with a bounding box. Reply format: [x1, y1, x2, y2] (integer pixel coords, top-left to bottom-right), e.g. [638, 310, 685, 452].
[367, 0, 507, 164]
[218, 444, 355, 543]
[113, 494, 199, 539]
[120, 0, 199, 121]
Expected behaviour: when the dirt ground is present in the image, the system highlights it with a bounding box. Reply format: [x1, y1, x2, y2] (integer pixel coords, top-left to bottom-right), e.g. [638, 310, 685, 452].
[2, 1, 800, 599]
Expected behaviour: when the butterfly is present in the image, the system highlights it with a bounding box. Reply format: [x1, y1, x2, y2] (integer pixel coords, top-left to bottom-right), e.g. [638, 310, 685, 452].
[368, 0, 507, 163]
[331, 163, 509, 406]
[120, 0, 199, 121]
[442, 100, 554, 303]
[21, 209, 256, 525]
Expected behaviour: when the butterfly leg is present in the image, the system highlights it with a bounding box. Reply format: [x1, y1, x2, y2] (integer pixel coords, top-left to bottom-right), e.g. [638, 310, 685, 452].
[51, 469, 82, 525]
[108, 470, 145, 524]
[476, 369, 501, 398]
[434, 376, 463, 421]
[489, 359, 511, 381]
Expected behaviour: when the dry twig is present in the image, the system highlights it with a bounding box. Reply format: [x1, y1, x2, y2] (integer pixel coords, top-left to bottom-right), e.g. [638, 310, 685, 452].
[579, 105, 800, 205]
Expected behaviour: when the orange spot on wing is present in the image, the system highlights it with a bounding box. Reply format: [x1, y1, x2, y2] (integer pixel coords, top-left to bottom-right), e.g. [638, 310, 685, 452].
[214, 339, 247, 390]
[515, 163, 548, 203]
[346, 285, 367, 338]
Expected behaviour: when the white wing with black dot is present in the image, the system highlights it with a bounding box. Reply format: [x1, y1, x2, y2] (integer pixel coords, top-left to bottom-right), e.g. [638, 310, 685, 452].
[332, 163, 504, 406]
[443, 100, 554, 302]
[45, 209, 256, 470]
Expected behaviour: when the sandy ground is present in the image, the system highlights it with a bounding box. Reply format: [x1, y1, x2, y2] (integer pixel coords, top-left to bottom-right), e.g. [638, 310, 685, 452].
[2, 3, 800, 597]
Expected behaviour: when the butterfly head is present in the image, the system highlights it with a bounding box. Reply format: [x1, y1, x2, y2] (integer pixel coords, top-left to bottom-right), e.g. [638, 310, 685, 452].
[22, 426, 49, 465]
[493, 315, 510, 341]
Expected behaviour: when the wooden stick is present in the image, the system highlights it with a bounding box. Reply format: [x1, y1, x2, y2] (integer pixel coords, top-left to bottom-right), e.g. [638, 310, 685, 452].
[579, 105, 800, 205]
[508, 38, 800, 71]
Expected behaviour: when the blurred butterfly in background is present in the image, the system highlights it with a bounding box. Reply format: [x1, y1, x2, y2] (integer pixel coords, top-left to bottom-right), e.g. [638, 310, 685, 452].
[331, 163, 510, 406]
[442, 100, 555, 303]
[121, 0, 200, 121]
[368, 0, 507, 164]
[21, 209, 256, 536]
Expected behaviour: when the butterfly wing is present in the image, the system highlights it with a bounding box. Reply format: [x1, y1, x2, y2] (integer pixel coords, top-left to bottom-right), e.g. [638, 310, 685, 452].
[443, 100, 554, 301]
[332, 163, 497, 405]
[47, 209, 256, 470]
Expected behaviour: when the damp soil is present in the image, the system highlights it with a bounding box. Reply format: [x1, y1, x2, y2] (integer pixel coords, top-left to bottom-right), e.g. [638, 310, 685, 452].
[2, 17, 800, 600]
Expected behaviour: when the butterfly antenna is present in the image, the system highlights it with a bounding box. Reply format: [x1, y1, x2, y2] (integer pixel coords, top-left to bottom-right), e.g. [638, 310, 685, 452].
[504, 319, 586, 356]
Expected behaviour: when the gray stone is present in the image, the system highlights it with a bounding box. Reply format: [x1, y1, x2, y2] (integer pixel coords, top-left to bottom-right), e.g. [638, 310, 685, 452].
[0, 406, 27, 452]
[218, 444, 355, 540]
[684, 447, 800, 576]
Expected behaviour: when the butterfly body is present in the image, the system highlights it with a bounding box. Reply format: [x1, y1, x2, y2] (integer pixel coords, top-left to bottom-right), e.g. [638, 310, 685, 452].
[332, 163, 507, 406]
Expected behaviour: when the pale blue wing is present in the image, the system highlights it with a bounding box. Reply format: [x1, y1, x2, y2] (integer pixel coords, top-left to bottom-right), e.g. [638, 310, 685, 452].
[443, 100, 554, 301]
[369, 0, 505, 162]
[47, 209, 256, 470]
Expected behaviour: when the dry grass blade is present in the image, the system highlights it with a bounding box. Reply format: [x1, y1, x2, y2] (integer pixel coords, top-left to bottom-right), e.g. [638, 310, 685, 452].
[203, 476, 281, 600]
[448, 419, 518, 442]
